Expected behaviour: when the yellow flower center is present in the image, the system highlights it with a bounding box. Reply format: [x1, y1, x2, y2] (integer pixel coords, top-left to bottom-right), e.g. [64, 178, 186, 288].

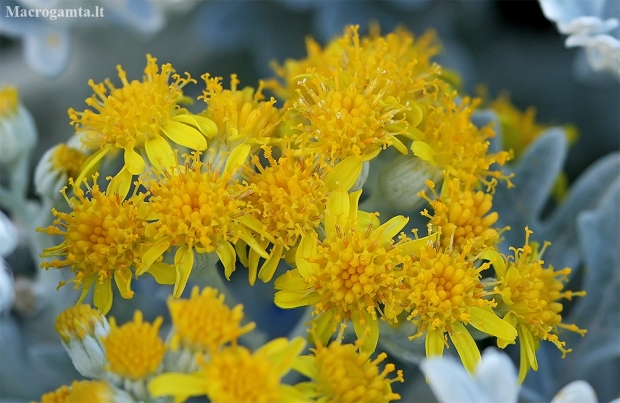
[55, 303, 104, 342]
[69, 54, 192, 151]
[200, 74, 281, 145]
[403, 245, 489, 338]
[102, 311, 165, 380]
[291, 70, 410, 161]
[309, 220, 402, 322]
[51, 144, 88, 181]
[143, 153, 245, 252]
[38, 175, 147, 294]
[168, 286, 255, 353]
[242, 147, 328, 247]
[202, 346, 283, 403]
[0, 86, 18, 117]
[420, 180, 500, 254]
[313, 343, 403, 403]
[40, 381, 112, 403]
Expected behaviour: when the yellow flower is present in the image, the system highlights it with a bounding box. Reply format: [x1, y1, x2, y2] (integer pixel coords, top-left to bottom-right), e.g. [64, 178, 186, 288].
[38, 380, 133, 403]
[199, 73, 282, 148]
[294, 337, 404, 403]
[274, 189, 429, 352]
[137, 149, 271, 296]
[149, 337, 306, 403]
[410, 90, 512, 190]
[55, 304, 109, 378]
[68, 54, 218, 198]
[168, 286, 255, 354]
[419, 179, 504, 255]
[484, 228, 586, 382]
[37, 174, 149, 314]
[101, 310, 166, 382]
[401, 242, 517, 372]
[237, 146, 363, 284]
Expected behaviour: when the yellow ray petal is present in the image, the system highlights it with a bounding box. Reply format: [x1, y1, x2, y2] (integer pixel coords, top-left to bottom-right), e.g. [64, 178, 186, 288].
[258, 244, 284, 283]
[137, 239, 171, 275]
[93, 278, 113, 314]
[145, 261, 176, 285]
[274, 290, 318, 309]
[173, 246, 194, 298]
[113, 268, 133, 299]
[480, 249, 506, 279]
[248, 248, 260, 286]
[161, 120, 207, 151]
[238, 231, 270, 259]
[469, 306, 517, 342]
[352, 310, 379, 353]
[325, 156, 363, 191]
[172, 114, 218, 138]
[148, 373, 206, 401]
[225, 144, 251, 173]
[312, 309, 337, 346]
[274, 269, 305, 291]
[216, 241, 237, 280]
[376, 215, 409, 240]
[236, 215, 276, 244]
[73, 146, 109, 191]
[292, 356, 317, 379]
[449, 322, 481, 373]
[410, 141, 436, 165]
[145, 135, 176, 171]
[348, 190, 363, 220]
[235, 239, 249, 267]
[295, 231, 317, 278]
[124, 148, 146, 175]
[107, 167, 133, 200]
[425, 328, 445, 358]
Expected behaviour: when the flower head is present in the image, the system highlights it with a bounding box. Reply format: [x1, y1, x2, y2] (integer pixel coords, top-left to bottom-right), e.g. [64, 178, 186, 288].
[275, 189, 421, 352]
[149, 337, 306, 403]
[37, 174, 149, 314]
[199, 73, 282, 148]
[55, 304, 109, 378]
[168, 286, 256, 355]
[295, 335, 404, 403]
[68, 54, 218, 197]
[38, 380, 134, 403]
[137, 149, 270, 296]
[102, 310, 165, 381]
[419, 179, 503, 255]
[401, 242, 517, 372]
[238, 146, 362, 283]
[410, 90, 512, 190]
[485, 228, 587, 382]
[35, 140, 89, 200]
[0, 85, 37, 165]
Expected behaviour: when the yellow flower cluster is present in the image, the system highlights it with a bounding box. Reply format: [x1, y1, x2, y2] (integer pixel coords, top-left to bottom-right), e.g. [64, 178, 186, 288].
[36, 24, 586, 393]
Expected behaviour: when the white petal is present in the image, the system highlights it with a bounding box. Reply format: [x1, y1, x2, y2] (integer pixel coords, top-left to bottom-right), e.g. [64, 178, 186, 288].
[474, 348, 519, 403]
[550, 381, 598, 403]
[421, 356, 491, 403]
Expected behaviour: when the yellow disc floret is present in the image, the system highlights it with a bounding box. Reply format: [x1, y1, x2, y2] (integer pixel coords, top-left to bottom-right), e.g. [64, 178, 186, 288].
[168, 286, 256, 354]
[488, 227, 586, 382]
[419, 179, 502, 255]
[39, 381, 115, 403]
[37, 174, 149, 314]
[301, 341, 404, 403]
[102, 310, 165, 380]
[55, 303, 106, 343]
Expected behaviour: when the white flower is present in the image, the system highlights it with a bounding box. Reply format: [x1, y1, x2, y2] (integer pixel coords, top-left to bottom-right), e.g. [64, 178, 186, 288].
[421, 348, 599, 403]
[538, 0, 620, 79]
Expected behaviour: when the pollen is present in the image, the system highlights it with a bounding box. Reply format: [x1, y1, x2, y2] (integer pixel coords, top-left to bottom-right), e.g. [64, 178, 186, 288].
[241, 146, 329, 247]
[0, 86, 18, 116]
[142, 152, 245, 253]
[403, 243, 490, 338]
[102, 310, 165, 380]
[51, 144, 88, 181]
[311, 342, 404, 403]
[420, 179, 501, 254]
[55, 303, 105, 343]
[199, 74, 281, 146]
[168, 286, 255, 354]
